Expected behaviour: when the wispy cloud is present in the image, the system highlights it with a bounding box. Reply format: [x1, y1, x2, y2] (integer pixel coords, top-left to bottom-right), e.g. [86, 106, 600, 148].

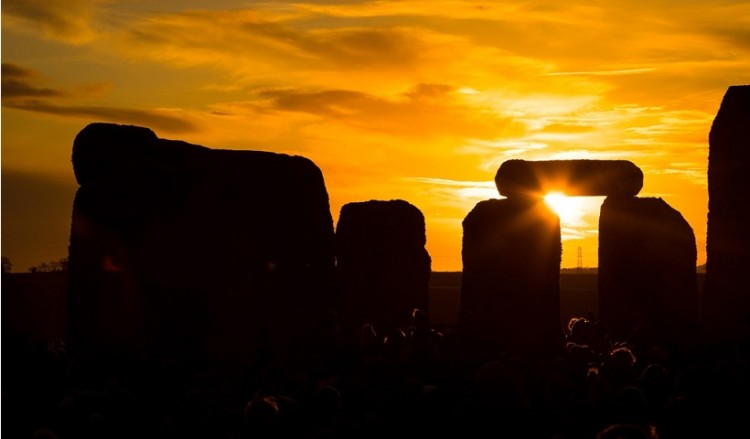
[544, 68, 657, 77]
[2, 0, 105, 43]
[114, 10, 438, 73]
[405, 177, 500, 211]
[6, 100, 196, 133]
[249, 84, 523, 138]
[2, 63, 196, 133]
[1, 63, 66, 98]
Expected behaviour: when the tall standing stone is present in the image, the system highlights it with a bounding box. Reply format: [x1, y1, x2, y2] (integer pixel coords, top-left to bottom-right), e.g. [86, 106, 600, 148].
[335, 200, 431, 334]
[461, 198, 562, 354]
[68, 123, 336, 368]
[599, 197, 698, 346]
[704, 85, 750, 343]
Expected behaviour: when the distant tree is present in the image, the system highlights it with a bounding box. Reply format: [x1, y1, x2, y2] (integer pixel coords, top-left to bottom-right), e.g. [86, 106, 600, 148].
[28, 257, 68, 273]
[2, 256, 12, 273]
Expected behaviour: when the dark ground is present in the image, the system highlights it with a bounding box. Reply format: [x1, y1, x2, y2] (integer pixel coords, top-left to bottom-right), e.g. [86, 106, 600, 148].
[1, 271, 706, 341]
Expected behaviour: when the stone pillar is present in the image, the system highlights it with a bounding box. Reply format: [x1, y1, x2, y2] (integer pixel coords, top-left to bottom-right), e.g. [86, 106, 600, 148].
[335, 199, 431, 333]
[461, 198, 562, 354]
[599, 197, 698, 346]
[68, 123, 336, 368]
[704, 85, 750, 343]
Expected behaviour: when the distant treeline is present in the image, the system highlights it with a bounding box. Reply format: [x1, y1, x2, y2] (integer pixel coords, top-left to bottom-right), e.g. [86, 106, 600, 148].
[395, 266, 713, 275]
[560, 267, 598, 273]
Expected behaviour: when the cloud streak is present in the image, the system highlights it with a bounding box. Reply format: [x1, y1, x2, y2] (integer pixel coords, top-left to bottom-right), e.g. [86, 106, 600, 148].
[1, 63, 66, 98]
[115, 9, 438, 74]
[2, 0, 104, 43]
[5, 100, 196, 133]
[250, 84, 525, 139]
[2, 62, 196, 133]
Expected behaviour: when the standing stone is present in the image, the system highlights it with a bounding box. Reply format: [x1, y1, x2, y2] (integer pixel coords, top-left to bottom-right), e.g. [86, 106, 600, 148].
[599, 197, 698, 347]
[68, 186, 149, 357]
[335, 200, 431, 334]
[461, 198, 562, 354]
[704, 85, 750, 343]
[68, 123, 335, 369]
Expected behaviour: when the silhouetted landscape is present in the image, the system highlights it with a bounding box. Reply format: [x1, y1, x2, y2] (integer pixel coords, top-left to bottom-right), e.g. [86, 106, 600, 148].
[2, 85, 748, 438]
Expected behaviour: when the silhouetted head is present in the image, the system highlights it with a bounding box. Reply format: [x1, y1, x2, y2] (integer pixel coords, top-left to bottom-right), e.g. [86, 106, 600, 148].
[609, 347, 637, 369]
[602, 346, 638, 390]
[568, 317, 585, 334]
[567, 317, 592, 344]
[566, 342, 596, 365]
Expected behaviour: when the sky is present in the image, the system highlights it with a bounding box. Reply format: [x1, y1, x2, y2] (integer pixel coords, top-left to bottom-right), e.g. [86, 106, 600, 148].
[2, 0, 749, 272]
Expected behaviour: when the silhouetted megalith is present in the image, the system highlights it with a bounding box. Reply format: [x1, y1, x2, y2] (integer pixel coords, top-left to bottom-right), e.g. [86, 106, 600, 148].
[68, 123, 335, 367]
[67, 186, 149, 355]
[599, 197, 698, 346]
[495, 159, 643, 198]
[335, 199, 431, 333]
[461, 198, 562, 353]
[703, 85, 750, 343]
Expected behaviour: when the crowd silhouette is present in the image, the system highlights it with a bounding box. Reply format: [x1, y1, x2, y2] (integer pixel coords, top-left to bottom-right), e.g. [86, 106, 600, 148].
[5, 306, 750, 438]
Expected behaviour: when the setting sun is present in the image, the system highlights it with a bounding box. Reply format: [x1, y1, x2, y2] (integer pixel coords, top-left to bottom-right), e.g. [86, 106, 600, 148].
[544, 192, 578, 223]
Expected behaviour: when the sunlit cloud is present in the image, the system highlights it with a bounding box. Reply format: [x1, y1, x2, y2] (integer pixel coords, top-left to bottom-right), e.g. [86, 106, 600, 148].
[6, 100, 196, 133]
[407, 177, 498, 196]
[405, 177, 499, 210]
[561, 227, 585, 241]
[113, 10, 444, 75]
[544, 68, 657, 77]
[2, 0, 105, 43]
[1, 63, 196, 133]
[246, 84, 523, 139]
[651, 166, 708, 187]
[1, 63, 65, 98]
[404, 177, 495, 188]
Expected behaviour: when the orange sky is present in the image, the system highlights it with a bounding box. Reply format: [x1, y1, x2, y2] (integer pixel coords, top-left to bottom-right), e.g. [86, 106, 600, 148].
[2, 1, 749, 272]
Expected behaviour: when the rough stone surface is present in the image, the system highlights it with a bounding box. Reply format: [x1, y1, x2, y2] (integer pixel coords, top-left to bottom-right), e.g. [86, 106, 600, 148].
[703, 85, 750, 342]
[68, 123, 336, 368]
[495, 159, 643, 198]
[461, 198, 562, 354]
[599, 197, 698, 347]
[335, 199, 431, 334]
